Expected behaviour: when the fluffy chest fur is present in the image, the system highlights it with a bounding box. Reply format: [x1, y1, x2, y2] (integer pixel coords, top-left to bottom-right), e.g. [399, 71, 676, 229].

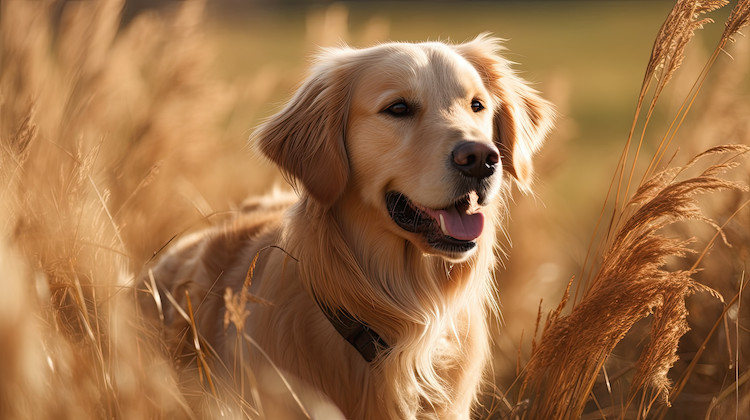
[236, 198, 497, 419]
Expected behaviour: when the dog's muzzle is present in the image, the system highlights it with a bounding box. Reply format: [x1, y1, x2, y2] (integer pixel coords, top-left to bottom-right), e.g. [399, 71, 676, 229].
[385, 191, 484, 254]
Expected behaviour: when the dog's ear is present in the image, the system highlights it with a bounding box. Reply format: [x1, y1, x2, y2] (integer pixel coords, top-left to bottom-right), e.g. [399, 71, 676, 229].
[252, 50, 355, 206]
[455, 34, 555, 191]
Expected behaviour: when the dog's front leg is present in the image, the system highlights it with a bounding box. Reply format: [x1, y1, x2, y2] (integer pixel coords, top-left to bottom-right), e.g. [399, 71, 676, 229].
[438, 308, 491, 419]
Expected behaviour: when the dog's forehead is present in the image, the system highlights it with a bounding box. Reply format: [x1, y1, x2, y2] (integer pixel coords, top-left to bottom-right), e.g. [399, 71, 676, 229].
[351, 42, 487, 100]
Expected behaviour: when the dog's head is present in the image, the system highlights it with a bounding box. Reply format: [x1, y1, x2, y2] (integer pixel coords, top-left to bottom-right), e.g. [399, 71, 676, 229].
[254, 35, 554, 261]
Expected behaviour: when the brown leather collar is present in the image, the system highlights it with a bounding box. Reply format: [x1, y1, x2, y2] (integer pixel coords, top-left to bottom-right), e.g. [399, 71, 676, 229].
[317, 303, 389, 363]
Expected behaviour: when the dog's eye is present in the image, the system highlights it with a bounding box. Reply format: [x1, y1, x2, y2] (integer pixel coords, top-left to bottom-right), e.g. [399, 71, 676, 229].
[383, 101, 412, 117]
[471, 99, 485, 113]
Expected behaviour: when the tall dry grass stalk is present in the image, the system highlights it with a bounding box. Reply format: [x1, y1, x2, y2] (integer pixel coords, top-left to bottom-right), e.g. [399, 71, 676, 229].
[517, 1, 750, 419]
[0, 1, 256, 417]
[580, 0, 731, 300]
[519, 146, 748, 419]
[642, 0, 750, 185]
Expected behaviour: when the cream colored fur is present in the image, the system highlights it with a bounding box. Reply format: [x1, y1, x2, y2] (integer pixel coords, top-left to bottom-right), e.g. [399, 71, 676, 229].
[142, 35, 554, 419]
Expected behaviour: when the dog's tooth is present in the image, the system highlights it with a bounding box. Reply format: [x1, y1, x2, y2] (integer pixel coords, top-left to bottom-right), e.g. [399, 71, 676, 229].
[439, 214, 448, 236]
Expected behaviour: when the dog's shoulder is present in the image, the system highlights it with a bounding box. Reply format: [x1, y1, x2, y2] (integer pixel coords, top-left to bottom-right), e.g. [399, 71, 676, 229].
[138, 190, 298, 341]
[151, 189, 297, 286]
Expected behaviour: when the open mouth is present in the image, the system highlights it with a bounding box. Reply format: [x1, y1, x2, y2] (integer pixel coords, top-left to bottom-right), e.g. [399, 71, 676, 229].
[385, 191, 485, 254]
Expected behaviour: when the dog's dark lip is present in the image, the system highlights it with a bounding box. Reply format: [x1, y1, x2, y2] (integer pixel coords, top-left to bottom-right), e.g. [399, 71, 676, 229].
[385, 191, 478, 253]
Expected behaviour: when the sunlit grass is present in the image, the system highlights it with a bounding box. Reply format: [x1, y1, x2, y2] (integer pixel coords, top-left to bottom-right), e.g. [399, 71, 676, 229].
[1, 0, 748, 418]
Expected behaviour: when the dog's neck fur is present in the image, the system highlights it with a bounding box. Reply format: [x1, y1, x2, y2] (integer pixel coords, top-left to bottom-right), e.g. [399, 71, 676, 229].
[281, 194, 499, 417]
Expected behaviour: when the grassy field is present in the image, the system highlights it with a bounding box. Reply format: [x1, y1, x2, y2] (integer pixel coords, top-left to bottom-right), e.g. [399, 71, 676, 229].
[1, 0, 749, 418]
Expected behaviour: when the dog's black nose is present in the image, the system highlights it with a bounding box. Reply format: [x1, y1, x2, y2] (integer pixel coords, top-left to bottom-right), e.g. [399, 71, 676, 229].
[451, 141, 500, 179]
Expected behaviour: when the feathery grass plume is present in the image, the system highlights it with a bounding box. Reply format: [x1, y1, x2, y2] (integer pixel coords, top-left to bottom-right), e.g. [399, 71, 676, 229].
[519, 145, 748, 419]
[644, 0, 750, 183]
[642, 0, 727, 101]
[621, 0, 726, 206]
[578, 0, 730, 304]
[722, 0, 750, 41]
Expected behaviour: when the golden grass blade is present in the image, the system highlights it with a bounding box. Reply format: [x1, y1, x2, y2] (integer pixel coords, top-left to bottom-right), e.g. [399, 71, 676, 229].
[736, 273, 742, 416]
[704, 369, 750, 419]
[147, 269, 165, 325]
[657, 276, 750, 418]
[691, 199, 750, 272]
[240, 331, 315, 420]
[88, 174, 127, 253]
[185, 291, 218, 397]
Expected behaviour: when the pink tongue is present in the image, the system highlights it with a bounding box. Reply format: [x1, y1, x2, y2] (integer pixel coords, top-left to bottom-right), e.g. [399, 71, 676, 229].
[425, 206, 484, 241]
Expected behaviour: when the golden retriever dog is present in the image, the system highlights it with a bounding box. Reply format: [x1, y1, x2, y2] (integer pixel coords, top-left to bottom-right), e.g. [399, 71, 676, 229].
[142, 34, 553, 419]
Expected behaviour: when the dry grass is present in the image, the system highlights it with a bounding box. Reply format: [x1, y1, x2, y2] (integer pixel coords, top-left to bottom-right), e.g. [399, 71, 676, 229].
[518, 145, 748, 419]
[0, 0, 247, 417]
[505, 1, 750, 419]
[1, 1, 749, 419]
